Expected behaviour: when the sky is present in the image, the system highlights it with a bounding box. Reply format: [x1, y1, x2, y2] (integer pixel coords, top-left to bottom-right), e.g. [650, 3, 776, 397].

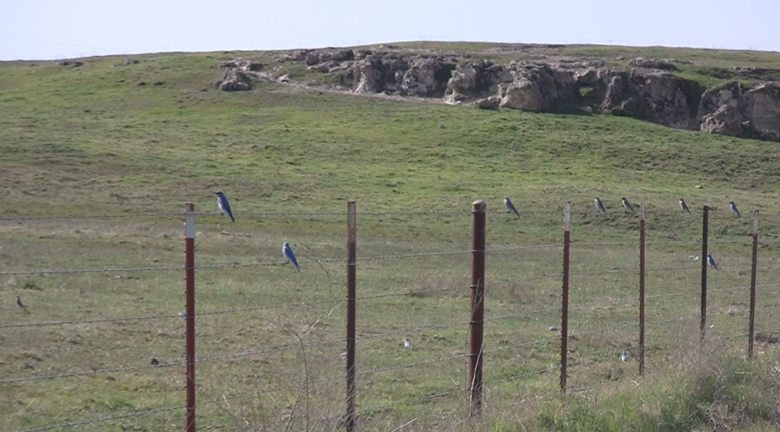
[1, 0, 778, 61]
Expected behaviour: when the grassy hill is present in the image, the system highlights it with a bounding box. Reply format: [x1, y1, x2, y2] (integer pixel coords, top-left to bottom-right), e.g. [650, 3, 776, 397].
[1, 43, 780, 431]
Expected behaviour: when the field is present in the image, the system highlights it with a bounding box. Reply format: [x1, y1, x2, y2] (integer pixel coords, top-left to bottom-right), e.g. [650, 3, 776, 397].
[2, 43, 780, 431]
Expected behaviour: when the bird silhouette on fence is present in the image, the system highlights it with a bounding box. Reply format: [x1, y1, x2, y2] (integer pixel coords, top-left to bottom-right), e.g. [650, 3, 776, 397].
[215, 191, 235, 222]
[283, 242, 300, 272]
[707, 254, 719, 271]
[679, 198, 691, 213]
[730, 201, 741, 218]
[504, 198, 520, 217]
[621, 197, 636, 214]
[594, 197, 607, 216]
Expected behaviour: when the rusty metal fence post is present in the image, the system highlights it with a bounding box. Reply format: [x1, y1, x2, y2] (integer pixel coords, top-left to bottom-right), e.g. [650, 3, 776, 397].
[749, 210, 759, 357]
[701, 205, 709, 347]
[468, 200, 486, 417]
[560, 202, 571, 392]
[185, 204, 196, 432]
[346, 202, 357, 432]
[639, 203, 646, 375]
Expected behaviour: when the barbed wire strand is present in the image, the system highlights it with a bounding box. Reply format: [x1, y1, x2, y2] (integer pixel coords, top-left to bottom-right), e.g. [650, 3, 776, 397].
[485, 243, 562, 253]
[358, 320, 470, 341]
[483, 336, 560, 355]
[356, 353, 469, 377]
[0, 338, 346, 384]
[0, 313, 180, 329]
[8, 404, 185, 432]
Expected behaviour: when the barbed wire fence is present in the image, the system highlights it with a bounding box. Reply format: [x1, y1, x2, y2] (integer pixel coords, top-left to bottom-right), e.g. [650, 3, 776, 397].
[1, 200, 777, 432]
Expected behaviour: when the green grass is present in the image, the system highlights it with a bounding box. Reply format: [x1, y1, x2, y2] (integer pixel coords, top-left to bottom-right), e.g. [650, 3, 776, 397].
[1, 44, 780, 431]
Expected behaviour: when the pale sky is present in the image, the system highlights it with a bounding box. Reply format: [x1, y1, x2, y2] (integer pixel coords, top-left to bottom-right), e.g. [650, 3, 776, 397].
[1, 0, 778, 61]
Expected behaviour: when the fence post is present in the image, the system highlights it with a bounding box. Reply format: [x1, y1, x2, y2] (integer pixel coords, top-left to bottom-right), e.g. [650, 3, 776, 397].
[560, 202, 571, 392]
[185, 204, 196, 432]
[749, 210, 759, 358]
[468, 200, 486, 417]
[639, 203, 645, 375]
[700, 205, 709, 347]
[346, 202, 357, 432]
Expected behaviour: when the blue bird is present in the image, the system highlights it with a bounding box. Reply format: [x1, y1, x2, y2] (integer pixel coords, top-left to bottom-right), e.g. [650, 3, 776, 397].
[621, 351, 629, 362]
[215, 191, 235, 222]
[707, 254, 719, 271]
[594, 197, 607, 216]
[283, 242, 299, 272]
[729, 201, 741, 218]
[679, 198, 691, 213]
[504, 197, 520, 217]
[621, 197, 636, 214]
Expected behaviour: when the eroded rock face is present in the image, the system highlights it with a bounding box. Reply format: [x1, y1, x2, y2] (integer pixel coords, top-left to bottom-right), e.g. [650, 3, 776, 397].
[218, 68, 251, 91]
[697, 81, 780, 140]
[223, 49, 780, 141]
[219, 59, 263, 72]
[499, 80, 544, 111]
[444, 60, 511, 103]
[701, 105, 743, 136]
[698, 82, 747, 119]
[401, 58, 444, 96]
[628, 70, 700, 129]
[745, 83, 780, 137]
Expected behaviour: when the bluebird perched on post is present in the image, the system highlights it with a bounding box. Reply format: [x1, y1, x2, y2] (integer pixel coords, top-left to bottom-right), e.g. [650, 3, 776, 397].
[16, 296, 26, 308]
[283, 242, 299, 272]
[729, 201, 741, 218]
[707, 254, 719, 271]
[215, 191, 235, 222]
[594, 197, 607, 216]
[621, 197, 636, 214]
[504, 198, 520, 217]
[679, 198, 690, 213]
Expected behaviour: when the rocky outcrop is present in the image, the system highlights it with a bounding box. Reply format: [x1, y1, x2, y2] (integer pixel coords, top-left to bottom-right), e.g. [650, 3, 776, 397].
[629, 58, 675, 70]
[745, 83, 780, 139]
[697, 81, 780, 140]
[601, 70, 702, 129]
[230, 48, 780, 142]
[475, 96, 502, 110]
[219, 59, 264, 72]
[444, 60, 511, 103]
[701, 105, 743, 136]
[218, 68, 251, 91]
[401, 58, 447, 96]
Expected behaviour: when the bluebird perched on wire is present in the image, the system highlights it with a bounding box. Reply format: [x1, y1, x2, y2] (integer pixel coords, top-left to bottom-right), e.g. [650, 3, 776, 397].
[504, 198, 520, 217]
[729, 201, 741, 218]
[707, 254, 719, 271]
[16, 296, 26, 308]
[679, 198, 690, 213]
[621, 351, 629, 362]
[215, 191, 235, 222]
[283, 242, 299, 272]
[594, 197, 607, 216]
[621, 197, 636, 214]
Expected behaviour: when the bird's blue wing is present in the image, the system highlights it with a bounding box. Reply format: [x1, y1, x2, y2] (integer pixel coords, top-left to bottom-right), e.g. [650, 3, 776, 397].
[221, 196, 235, 222]
[506, 200, 519, 216]
[285, 246, 300, 271]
